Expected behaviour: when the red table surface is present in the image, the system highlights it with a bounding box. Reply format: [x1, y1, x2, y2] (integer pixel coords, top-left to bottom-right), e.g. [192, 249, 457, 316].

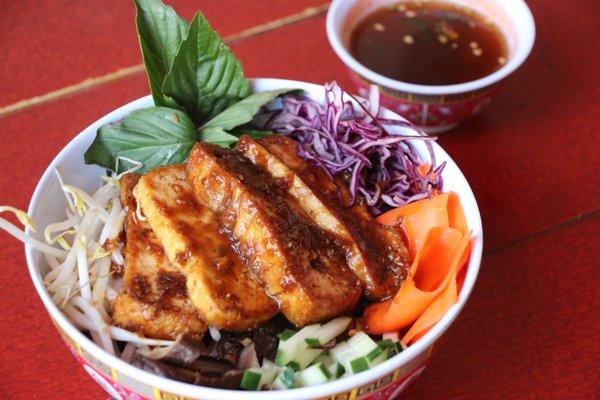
[0, 1, 598, 399]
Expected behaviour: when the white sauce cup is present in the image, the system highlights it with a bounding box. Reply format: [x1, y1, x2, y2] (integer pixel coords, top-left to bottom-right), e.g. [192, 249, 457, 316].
[327, 0, 535, 133]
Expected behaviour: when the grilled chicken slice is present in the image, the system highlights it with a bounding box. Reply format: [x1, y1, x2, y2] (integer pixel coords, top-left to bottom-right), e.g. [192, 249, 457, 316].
[237, 135, 409, 300]
[134, 164, 278, 330]
[112, 173, 206, 340]
[187, 143, 361, 327]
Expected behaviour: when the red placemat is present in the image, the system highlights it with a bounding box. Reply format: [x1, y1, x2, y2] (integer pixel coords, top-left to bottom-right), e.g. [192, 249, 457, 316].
[0, 1, 598, 399]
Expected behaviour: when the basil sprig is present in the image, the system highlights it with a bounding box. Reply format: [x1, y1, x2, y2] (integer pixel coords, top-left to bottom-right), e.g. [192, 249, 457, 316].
[200, 89, 292, 132]
[84, 107, 196, 174]
[134, 0, 188, 109]
[162, 12, 250, 125]
[84, 0, 296, 173]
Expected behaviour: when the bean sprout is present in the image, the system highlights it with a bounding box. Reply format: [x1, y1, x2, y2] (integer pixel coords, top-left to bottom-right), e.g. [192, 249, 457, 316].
[0, 166, 175, 358]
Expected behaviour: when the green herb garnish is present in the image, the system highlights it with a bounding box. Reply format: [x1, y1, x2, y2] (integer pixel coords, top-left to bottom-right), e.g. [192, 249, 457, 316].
[161, 12, 250, 125]
[84, 107, 196, 173]
[200, 89, 291, 132]
[84, 0, 296, 173]
[134, 0, 188, 109]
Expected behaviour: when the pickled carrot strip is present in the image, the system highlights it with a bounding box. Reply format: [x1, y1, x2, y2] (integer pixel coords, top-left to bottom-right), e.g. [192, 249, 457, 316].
[365, 227, 464, 334]
[375, 192, 448, 227]
[375, 192, 467, 259]
[447, 192, 468, 234]
[417, 163, 433, 179]
[417, 163, 439, 182]
[413, 227, 463, 292]
[402, 234, 470, 343]
[376, 192, 465, 232]
[365, 192, 471, 338]
[361, 299, 392, 326]
[403, 282, 456, 345]
[402, 207, 448, 258]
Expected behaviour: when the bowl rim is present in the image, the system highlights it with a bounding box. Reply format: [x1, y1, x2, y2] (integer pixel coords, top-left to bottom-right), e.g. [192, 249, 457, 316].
[25, 78, 483, 400]
[326, 0, 536, 95]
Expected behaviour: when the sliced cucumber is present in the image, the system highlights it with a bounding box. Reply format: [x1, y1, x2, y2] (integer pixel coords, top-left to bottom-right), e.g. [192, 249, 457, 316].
[272, 366, 296, 390]
[261, 367, 279, 387]
[287, 361, 301, 372]
[293, 346, 323, 370]
[331, 333, 384, 375]
[295, 363, 331, 387]
[240, 369, 262, 390]
[347, 332, 379, 356]
[276, 324, 320, 366]
[377, 339, 396, 350]
[240, 366, 278, 390]
[311, 354, 345, 378]
[368, 348, 388, 368]
[274, 323, 384, 384]
[304, 317, 352, 347]
[349, 356, 370, 373]
[328, 361, 345, 378]
[261, 358, 278, 370]
[311, 354, 334, 366]
[245, 328, 387, 389]
[366, 347, 383, 362]
[330, 342, 357, 373]
[387, 341, 406, 357]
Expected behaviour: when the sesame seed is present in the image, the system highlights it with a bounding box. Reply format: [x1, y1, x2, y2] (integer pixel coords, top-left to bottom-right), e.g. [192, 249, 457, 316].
[451, 42, 458, 49]
[373, 22, 385, 32]
[473, 48, 483, 57]
[438, 34, 448, 44]
[397, 4, 407, 12]
[405, 10, 417, 18]
[470, 41, 478, 49]
[498, 57, 507, 65]
[403, 35, 414, 44]
[440, 22, 460, 40]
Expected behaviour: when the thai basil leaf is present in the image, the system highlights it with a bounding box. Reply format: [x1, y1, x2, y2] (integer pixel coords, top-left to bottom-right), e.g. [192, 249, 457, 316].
[200, 89, 292, 131]
[162, 12, 250, 125]
[134, 0, 188, 108]
[197, 127, 239, 147]
[229, 127, 274, 140]
[84, 135, 115, 171]
[84, 107, 196, 173]
[245, 130, 273, 139]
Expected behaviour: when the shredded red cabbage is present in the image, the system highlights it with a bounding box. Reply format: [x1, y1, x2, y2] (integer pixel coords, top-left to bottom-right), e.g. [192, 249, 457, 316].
[258, 82, 445, 215]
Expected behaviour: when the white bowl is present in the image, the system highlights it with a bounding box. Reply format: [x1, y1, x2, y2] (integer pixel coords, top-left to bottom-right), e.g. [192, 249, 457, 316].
[25, 78, 483, 400]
